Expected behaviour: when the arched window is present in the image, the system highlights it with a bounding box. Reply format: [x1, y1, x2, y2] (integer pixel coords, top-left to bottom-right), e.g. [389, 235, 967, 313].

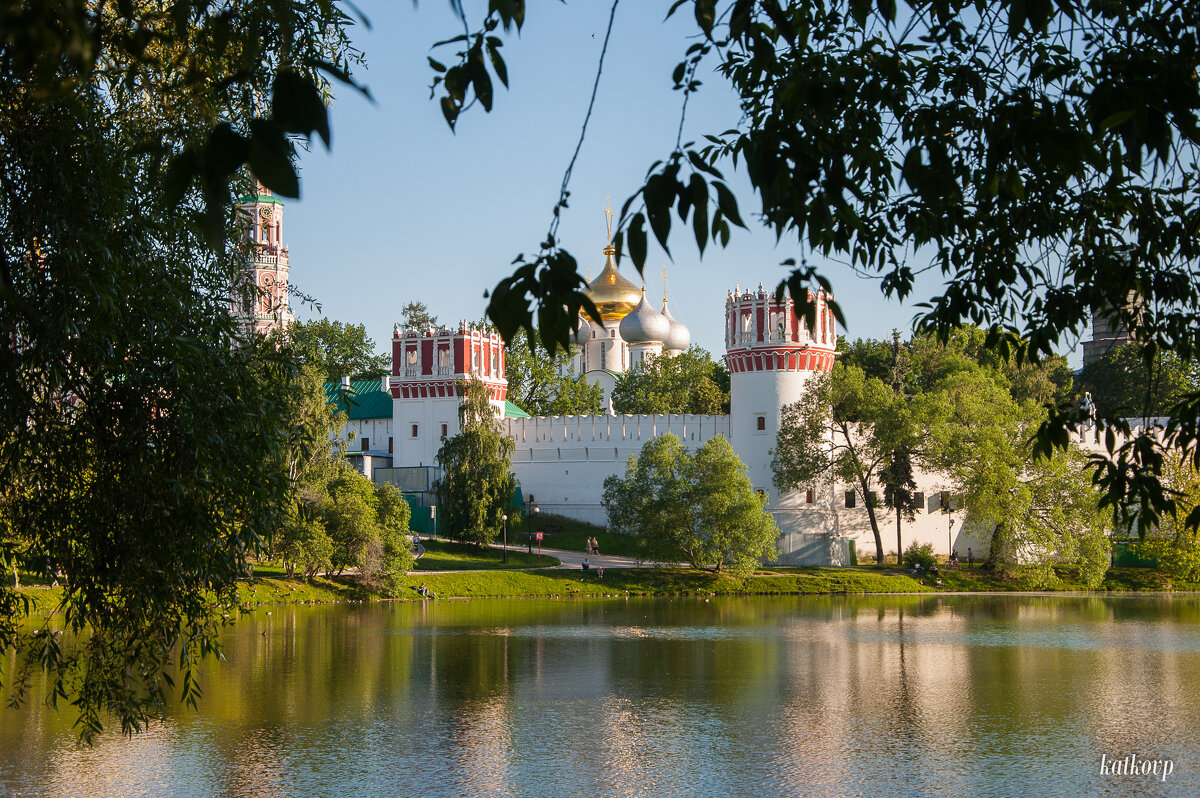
[756, 416, 766, 431]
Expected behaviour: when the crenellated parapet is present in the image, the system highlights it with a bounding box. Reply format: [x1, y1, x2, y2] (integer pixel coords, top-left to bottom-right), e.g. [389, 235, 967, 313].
[503, 413, 730, 448]
[391, 321, 507, 402]
[725, 282, 837, 373]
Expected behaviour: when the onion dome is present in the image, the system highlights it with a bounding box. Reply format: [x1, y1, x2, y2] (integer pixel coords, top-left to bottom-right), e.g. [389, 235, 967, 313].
[660, 299, 691, 353]
[585, 244, 641, 322]
[572, 315, 592, 347]
[619, 288, 672, 344]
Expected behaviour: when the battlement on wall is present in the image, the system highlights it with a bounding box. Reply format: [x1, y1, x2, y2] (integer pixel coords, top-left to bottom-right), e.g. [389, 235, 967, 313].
[502, 413, 730, 448]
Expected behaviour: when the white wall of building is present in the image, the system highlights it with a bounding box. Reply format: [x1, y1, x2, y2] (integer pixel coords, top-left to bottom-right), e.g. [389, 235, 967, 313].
[505, 413, 731, 526]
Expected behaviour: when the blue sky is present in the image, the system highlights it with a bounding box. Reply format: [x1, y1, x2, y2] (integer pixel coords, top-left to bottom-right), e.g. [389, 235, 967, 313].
[284, 1, 1085, 366]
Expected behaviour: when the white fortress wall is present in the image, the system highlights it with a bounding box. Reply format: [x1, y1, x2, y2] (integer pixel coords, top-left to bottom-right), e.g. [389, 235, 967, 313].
[504, 413, 730, 526]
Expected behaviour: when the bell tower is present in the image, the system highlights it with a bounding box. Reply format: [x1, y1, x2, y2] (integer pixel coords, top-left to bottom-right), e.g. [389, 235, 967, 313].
[233, 184, 293, 336]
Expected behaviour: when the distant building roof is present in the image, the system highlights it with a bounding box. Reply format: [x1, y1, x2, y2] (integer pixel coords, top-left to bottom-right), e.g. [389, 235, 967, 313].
[238, 194, 285, 206]
[324, 380, 393, 420]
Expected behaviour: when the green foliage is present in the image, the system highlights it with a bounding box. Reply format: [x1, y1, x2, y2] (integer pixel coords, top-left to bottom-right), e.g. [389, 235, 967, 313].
[611, 346, 730, 415]
[924, 369, 1111, 588]
[604, 434, 778, 577]
[902, 543, 937, 571]
[1132, 461, 1200, 584]
[504, 334, 602, 416]
[1077, 343, 1197, 419]
[772, 364, 916, 563]
[0, 0, 364, 740]
[290, 319, 389, 381]
[435, 379, 518, 547]
[457, 0, 1199, 539]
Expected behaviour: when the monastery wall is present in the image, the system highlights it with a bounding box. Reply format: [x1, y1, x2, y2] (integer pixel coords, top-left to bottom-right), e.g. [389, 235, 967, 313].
[504, 413, 730, 527]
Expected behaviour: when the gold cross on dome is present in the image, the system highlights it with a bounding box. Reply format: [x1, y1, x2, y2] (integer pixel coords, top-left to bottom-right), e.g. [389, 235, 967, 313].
[603, 197, 613, 243]
[662, 265, 668, 302]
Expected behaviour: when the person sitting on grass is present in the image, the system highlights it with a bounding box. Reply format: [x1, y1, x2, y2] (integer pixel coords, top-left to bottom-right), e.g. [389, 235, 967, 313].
[582, 557, 590, 571]
[596, 567, 604, 580]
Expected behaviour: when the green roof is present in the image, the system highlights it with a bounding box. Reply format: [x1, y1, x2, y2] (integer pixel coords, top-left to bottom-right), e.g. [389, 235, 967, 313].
[325, 384, 529, 421]
[504, 400, 531, 418]
[237, 194, 285, 206]
[324, 380, 393, 420]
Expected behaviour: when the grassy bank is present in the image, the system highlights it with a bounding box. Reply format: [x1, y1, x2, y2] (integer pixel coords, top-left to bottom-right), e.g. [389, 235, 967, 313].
[14, 565, 1195, 612]
[416, 539, 561, 571]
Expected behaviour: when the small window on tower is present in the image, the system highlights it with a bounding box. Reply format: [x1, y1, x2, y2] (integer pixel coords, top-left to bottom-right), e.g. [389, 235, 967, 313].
[441, 423, 448, 438]
[845, 490, 856, 509]
[361, 438, 369, 452]
[806, 488, 815, 504]
[914, 491, 925, 511]
[388, 437, 393, 454]
[610, 329, 615, 338]
[756, 416, 766, 431]
[411, 424, 419, 438]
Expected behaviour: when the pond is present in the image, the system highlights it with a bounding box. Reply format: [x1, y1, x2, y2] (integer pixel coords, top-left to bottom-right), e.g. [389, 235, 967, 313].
[2, 594, 1198, 797]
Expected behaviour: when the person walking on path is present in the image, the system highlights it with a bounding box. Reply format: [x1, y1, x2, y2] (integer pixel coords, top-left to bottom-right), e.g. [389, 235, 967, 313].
[967, 547, 974, 568]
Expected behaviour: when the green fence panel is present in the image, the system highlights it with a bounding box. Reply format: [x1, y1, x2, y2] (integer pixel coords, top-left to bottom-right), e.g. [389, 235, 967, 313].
[1111, 541, 1158, 568]
[403, 495, 440, 536]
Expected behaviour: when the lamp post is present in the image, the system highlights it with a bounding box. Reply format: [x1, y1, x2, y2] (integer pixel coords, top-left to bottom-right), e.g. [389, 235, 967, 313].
[501, 514, 508, 564]
[525, 497, 539, 553]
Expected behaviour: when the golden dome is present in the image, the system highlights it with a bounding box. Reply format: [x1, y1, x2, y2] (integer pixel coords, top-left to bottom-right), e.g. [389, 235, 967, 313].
[585, 244, 641, 322]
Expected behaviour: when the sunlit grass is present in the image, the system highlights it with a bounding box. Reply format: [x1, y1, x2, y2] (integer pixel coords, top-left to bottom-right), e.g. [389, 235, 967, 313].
[416, 539, 561, 571]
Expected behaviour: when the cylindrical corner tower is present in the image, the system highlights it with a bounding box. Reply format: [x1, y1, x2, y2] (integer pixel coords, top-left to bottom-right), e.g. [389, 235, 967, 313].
[725, 283, 837, 507]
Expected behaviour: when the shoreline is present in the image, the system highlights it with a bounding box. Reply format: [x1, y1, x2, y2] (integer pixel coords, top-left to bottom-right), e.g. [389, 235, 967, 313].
[14, 566, 1197, 611]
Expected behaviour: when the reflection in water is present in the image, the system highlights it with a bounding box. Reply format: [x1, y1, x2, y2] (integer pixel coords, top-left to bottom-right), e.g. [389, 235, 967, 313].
[2, 596, 1199, 797]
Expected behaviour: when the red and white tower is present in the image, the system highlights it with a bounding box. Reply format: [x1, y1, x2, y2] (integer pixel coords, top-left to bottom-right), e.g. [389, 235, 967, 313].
[233, 185, 293, 336]
[390, 320, 508, 467]
[725, 283, 837, 511]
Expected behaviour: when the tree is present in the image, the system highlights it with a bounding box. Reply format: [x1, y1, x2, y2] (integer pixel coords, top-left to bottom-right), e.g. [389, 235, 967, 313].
[1077, 343, 1197, 419]
[1134, 461, 1200, 585]
[603, 434, 778, 576]
[443, 1, 1199, 538]
[610, 346, 730, 414]
[290, 319, 389, 381]
[401, 301, 439, 330]
[0, 0, 362, 740]
[504, 334, 602, 416]
[772, 365, 916, 563]
[924, 368, 1110, 587]
[434, 379, 518, 547]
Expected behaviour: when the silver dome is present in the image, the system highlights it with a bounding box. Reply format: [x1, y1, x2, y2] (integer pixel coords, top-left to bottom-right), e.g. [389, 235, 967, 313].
[661, 300, 691, 353]
[572, 315, 592, 347]
[619, 289, 671, 344]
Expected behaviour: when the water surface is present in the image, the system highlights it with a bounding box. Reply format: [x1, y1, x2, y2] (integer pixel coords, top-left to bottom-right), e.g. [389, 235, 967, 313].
[2, 594, 1197, 797]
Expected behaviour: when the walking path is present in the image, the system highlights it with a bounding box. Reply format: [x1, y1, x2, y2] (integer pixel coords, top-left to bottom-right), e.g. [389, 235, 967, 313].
[412, 541, 671, 574]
